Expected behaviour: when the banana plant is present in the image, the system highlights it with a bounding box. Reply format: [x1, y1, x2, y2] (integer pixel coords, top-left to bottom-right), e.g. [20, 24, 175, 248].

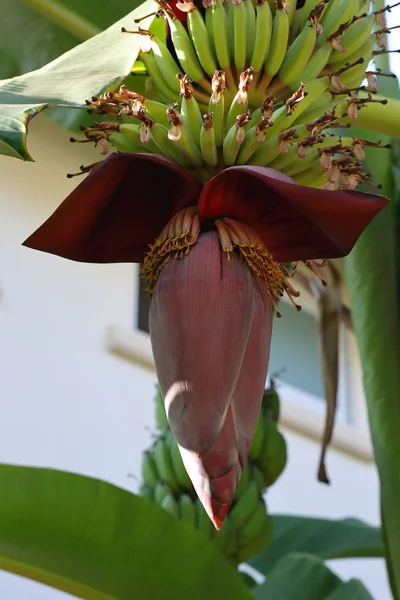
[0, 0, 399, 598]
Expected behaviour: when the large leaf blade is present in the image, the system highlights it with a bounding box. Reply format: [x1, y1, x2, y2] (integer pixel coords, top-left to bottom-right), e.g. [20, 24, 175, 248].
[247, 515, 383, 576]
[0, 0, 81, 79]
[0, 0, 157, 159]
[0, 464, 253, 600]
[344, 29, 400, 595]
[0, 0, 146, 80]
[253, 553, 373, 600]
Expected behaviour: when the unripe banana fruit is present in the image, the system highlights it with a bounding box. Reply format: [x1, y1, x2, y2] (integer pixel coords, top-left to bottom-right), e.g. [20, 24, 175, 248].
[79, 0, 387, 193]
[140, 384, 287, 565]
[258, 419, 288, 486]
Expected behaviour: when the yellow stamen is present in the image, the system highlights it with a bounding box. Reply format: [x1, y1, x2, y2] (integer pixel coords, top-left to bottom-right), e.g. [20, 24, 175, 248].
[141, 211, 327, 312]
[141, 207, 200, 292]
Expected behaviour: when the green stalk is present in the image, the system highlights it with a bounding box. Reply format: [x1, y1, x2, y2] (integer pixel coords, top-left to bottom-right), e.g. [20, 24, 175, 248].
[21, 0, 100, 40]
[345, 204, 400, 598]
[345, 5, 400, 595]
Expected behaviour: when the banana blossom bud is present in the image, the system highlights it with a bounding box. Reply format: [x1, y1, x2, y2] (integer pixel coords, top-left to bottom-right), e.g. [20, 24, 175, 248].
[23, 154, 388, 527]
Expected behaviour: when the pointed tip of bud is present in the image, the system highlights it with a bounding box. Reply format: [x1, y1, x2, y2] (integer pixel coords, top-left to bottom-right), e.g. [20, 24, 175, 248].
[208, 500, 231, 530]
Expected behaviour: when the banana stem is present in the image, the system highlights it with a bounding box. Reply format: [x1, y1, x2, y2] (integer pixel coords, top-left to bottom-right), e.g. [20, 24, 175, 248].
[21, 0, 100, 40]
[354, 95, 400, 138]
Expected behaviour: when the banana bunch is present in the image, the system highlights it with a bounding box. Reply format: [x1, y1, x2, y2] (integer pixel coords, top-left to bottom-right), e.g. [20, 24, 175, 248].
[76, 0, 393, 192]
[139, 382, 285, 564]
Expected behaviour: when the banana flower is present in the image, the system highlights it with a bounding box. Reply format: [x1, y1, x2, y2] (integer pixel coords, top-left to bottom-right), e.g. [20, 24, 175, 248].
[23, 153, 387, 528]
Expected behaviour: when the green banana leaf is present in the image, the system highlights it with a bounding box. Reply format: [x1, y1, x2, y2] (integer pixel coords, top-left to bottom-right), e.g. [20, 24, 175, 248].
[247, 515, 383, 576]
[0, 463, 254, 600]
[252, 553, 374, 600]
[0, 0, 157, 160]
[344, 20, 400, 596]
[0, 0, 145, 80]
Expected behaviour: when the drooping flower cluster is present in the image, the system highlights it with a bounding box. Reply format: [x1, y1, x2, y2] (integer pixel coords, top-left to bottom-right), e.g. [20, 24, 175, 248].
[24, 0, 393, 527]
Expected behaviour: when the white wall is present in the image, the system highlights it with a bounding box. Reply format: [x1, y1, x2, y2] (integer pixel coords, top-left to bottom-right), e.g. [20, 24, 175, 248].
[0, 117, 391, 599]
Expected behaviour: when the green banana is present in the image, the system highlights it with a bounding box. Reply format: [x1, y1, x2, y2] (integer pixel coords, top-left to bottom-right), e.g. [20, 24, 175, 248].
[234, 462, 251, 498]
[268, 138, 309, 171]
[283, 147, 321, 176]
[196, 499, 214, 539]
[223, 114, 249, 166]
[251, 464, 266, 492]
[298, 0, 321, 30]
[263, 383, 280, 422]
[150, 122, 192, 169]
[139, 484, 154, 500]
[224, 0, 235, 60]
[233, 0, 247, 72]
[200, 113, 218, 166]
[108, 131, 148, 155]
[292, 160, 327, 187]
[166, 430, 193, 491]
[154, 481, 171, 505]
[187, 6, 217, 77]
[244, 0, 256, 61]
[212, 0, 231, 75]
[286, 0, 296, 26]
[300, 43, 332, 83]
[335, 58, 369, 89]
[139, 51, 178, 103]
[258, 419, 287, 486]
[327, 14, 375, 64]
[179, 494, 197, 528]
[253, 78, 330, 150]
[141, 451, 159, 488]
[167, 16, 205, 86]
[207, 71, 225, 148]
[213, 514, 233, 554]
[161, 492, 179, 517]
[263, 4, 290, 83]
[154, 386, 169, 431]
[278, 19, 317, 89]
[250, 0, 273, 74]
[166, 106, 204, 167]
[229, 481, 260, 527]
[249, 413, 265, 460]
[318, 0, 360, 46]
[180, 85, 203, 146]
[243, 132, 281, 166]
[328, 38, 375, 81]
[205, 2, 215, 50]
[140, 99, 171, 127]
[118, 124, 159, 153]
[226, 94, 248, 132]
[292, 93, 335, 127]
[149, 38, 182, 94]
[237, 499, 268, 547]
[152, 436, 180, 493]
[284, 146, 323, 176]
[215, 515, 237, 560]
[237, 511, 274, 562]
